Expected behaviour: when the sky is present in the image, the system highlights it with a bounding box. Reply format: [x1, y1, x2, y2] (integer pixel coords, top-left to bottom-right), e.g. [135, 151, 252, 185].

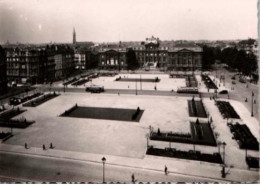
[0, 0, 258, 44]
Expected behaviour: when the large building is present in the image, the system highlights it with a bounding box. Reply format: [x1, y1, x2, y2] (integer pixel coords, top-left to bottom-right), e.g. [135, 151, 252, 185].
[0, 45, 7, 95]
[5, 47, 47, 84]
[5, 45, 74, 84]
[97, 36, 202, 71]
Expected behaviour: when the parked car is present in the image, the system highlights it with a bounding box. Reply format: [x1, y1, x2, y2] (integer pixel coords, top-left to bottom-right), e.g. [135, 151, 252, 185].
[85, 85, 104, 93]
[239, 78, 246, 83]
[219, 90, 228, 94]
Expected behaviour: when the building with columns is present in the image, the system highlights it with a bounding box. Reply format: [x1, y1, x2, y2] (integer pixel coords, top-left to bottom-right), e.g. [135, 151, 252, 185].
[97, 36, 202, 71]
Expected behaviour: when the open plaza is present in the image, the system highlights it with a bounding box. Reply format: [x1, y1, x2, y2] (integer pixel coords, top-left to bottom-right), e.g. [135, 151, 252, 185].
[0, 70, 259, 182]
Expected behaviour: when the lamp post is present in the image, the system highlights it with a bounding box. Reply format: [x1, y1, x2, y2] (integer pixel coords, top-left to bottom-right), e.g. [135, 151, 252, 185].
[222, 142, 226, 178]
[135, 79, 137, 95]
[251, 91, 254, 117]
[140, 74, 142, 90]
[101, 157, 106, 183]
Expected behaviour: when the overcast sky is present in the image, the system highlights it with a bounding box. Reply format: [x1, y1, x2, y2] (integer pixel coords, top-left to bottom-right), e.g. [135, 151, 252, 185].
[0, 0, 258, 44]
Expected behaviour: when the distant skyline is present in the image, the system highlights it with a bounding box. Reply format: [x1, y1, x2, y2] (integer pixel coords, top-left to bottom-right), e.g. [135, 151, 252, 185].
[0, 0, 258, 44]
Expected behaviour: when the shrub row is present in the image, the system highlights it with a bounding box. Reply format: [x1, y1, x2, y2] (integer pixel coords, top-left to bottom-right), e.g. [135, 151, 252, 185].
[246, 156, 260, 168]
[216, 101, 240, 119]
[228, 122, 259, 150]
[201, 75, 218, 89]
[9, 93, 43, 106]
[0, 118, 35, 128]
[23, 93, 59, 107]
[63, 78, 78, 86]
[146, 147, 223, 164]
[0, 108, 26, 121]
[71, 78, 90, 86]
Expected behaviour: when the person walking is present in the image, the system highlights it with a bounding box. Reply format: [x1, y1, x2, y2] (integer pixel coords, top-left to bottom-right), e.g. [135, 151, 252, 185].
[164, 165, 168, 175]
[25, 143, 28, 149]
[43, 144, 46, 150]
[50, 143, 54, 149]
[131, 173, 135, 183]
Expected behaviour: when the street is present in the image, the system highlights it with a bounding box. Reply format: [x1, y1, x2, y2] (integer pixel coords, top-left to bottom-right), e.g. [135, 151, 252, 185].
[215, 68, 259, 118]
[0, 152, 227, 183]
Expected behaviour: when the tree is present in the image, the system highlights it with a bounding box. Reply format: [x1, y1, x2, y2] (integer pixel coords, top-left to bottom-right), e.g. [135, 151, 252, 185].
[202, 46, 215, 70]
[126, 48, 139, 70]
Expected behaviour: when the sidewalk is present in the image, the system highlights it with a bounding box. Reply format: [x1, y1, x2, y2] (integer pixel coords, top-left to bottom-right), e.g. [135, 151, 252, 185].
[0, 143, 258, 182]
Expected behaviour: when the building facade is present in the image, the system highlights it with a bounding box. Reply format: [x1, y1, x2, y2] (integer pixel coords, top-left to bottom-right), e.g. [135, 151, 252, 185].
[6, 47, 46, 84]
[97, 36, 202, 71]
[98, 45, 127, 70]
[5, 45, 74, 84]
[0, 45, 7, 95]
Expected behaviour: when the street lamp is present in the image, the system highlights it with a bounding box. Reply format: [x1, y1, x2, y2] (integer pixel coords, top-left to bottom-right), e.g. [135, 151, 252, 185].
[140, 74, 142, 90]
[222, 142, 227, 178]
[101, 157, 106, 183]
[135, 79, 137, 95]
[251, 91, 254, 117]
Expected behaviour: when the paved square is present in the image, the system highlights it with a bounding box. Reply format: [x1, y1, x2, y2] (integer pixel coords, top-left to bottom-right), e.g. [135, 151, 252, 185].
[4, 93, 191, 158]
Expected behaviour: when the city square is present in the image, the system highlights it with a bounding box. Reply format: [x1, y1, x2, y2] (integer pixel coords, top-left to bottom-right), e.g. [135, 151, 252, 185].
[0, 0, 259, 183]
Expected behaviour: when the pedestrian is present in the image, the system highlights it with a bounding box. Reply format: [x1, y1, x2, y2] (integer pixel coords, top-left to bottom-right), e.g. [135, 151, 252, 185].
[25, 143, 28, 149]
[118, 92, 120, 96]
[43, 144, 46, 150]
[50, 143, 54, 149]
[164, 165, 168, 175]
[131, 173, 135, 183]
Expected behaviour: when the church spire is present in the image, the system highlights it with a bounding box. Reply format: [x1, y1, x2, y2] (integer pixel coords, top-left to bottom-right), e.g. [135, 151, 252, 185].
[73, 27, 76, 45]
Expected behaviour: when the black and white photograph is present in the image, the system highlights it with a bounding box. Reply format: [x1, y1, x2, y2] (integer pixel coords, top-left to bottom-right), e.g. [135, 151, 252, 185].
[0, 0, 259, 183]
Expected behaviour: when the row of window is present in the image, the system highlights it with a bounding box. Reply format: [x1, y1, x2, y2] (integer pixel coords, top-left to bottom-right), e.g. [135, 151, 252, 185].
[136, 53, 167, 56]
[138, 57, 166, 62]
[101, 61, 124, 65]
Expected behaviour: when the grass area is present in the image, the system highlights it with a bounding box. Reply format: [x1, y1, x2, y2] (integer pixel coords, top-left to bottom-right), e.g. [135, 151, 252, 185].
[190, 121, 217, 146]
[116, 78, 160, 83]
[188, 100, 207, 118]
[61, 106, 144, 122]
[146, 147, 222, 164]
[150, 121, 216, 146]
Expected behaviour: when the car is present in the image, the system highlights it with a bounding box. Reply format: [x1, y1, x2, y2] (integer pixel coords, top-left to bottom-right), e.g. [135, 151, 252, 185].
[239, 78, 246, 83]
[232, 81, 236, 84]
[85, 85, 104, 93]
[219, 90, 228, 94]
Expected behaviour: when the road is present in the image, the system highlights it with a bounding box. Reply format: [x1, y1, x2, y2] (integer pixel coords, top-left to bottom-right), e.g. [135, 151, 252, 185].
[0, 152, 228, 183]
[215, 68, 259, 118]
